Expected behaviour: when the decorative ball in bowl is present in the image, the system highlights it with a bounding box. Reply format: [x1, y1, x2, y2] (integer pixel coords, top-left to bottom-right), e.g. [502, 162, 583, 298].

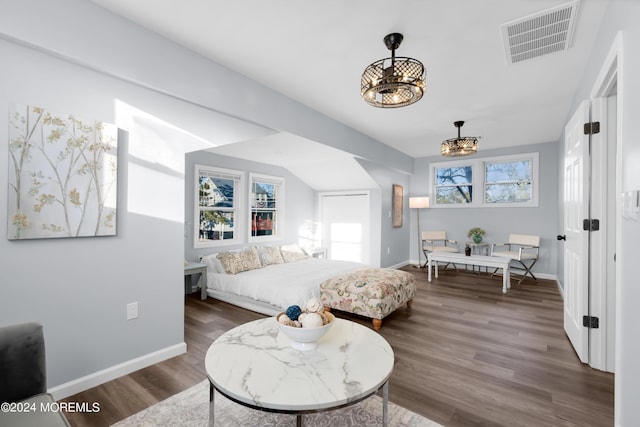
[276, 310, 335, 351]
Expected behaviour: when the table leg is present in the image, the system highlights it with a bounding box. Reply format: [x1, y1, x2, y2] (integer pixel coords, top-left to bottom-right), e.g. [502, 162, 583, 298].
[296, 414, 302, 427]
[435, 261, 439, 279]
[506, 265, 511, 290]
[427, 258, 432, 282]
[209, 383, 215, 426]
[201, 269, 207, 300]
[502, 266, 508, 294]
[382, 381, 389, 427]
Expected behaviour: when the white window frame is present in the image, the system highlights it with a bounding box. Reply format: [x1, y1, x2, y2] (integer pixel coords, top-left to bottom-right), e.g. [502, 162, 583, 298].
[248, 173, 284, 243]
[432, 161, 474, 206]
[194, 164, 244, 248]
[429, 152, 539, 208]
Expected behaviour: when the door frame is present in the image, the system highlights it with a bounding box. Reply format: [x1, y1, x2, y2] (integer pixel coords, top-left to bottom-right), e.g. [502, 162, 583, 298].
[587, 31, 622, 373]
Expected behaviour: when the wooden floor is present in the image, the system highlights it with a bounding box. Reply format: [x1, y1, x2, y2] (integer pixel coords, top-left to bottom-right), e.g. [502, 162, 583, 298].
[62, 267, 614, 426]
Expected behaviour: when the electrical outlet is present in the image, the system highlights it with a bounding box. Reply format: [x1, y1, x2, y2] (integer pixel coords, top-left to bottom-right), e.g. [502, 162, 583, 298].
[126, 302, 139, 320]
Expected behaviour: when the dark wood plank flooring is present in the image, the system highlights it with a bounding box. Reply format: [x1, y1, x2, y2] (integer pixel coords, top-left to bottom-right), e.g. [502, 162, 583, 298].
[62, 267, 614, 426]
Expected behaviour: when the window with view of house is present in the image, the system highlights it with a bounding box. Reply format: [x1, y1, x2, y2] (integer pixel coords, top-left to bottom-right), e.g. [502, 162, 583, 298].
[249, 173, 284, 242]
[195, 165, 244, 248]
[430, 153, 538, 208]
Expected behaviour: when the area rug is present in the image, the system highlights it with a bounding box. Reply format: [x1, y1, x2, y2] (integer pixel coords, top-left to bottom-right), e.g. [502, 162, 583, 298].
[112, 380, 442, 426]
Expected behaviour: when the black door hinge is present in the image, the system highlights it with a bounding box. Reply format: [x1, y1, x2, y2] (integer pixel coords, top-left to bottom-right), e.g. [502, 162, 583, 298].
[583, 316, 600, 329]
[584, 122, 600, 135]
[583, 219, 600, 231]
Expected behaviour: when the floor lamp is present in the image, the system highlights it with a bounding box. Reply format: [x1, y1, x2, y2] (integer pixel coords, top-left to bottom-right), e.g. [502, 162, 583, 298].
[409, 196, 430, 268]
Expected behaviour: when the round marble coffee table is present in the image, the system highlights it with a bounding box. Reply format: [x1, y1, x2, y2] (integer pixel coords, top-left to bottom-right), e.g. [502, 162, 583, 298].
[205, 317, 394, 426]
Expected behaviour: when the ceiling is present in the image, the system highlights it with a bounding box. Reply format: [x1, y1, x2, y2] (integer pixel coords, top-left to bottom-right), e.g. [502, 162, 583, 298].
[91, 0, 608, 166]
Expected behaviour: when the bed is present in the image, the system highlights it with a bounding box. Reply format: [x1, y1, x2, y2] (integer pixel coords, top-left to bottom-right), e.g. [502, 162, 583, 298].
[200, 245, 366, 316]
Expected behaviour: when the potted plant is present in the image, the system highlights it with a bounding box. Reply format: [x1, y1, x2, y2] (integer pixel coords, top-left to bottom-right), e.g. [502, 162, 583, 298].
[467, 227, 485, 244]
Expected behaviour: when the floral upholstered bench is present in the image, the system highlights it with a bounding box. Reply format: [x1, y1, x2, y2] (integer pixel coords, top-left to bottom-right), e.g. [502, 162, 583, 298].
[319, 268, 416, 331]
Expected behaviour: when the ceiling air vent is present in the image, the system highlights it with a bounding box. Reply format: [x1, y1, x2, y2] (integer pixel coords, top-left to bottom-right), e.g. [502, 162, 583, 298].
[501, 0, 580, 64]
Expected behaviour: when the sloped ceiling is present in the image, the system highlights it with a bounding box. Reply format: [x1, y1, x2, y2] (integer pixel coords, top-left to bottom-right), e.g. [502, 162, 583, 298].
[212, 133, 378, 191]
[91, 0, 609, 187]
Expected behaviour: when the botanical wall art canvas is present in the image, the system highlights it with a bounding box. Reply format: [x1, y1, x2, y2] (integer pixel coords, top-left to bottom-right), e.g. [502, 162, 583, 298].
[7, 104, 118, 240]
[392, 184, 403, 228]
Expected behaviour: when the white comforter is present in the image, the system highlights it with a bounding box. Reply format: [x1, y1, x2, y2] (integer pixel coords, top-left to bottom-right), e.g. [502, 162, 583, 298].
[206, 257, 366, 310]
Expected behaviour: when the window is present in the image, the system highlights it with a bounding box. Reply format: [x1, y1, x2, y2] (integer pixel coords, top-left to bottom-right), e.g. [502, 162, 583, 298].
[194, 165, 243, 248]
[485, 159, 532, 204]
[249, 173, 284, 242]
[430, 153, 538, 208]
[434, 165, 473, 204]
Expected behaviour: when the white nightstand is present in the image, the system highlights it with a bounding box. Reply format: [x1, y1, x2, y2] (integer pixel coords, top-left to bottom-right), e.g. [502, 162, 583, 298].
[304, 247, 327, 259]
[184, 262, 207, 300]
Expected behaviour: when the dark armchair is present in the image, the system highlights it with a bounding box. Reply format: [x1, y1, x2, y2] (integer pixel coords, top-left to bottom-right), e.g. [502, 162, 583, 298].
[0, 322, 71, 427]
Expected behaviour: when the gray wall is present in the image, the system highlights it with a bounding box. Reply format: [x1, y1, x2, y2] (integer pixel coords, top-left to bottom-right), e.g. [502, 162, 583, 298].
[357, 158, 412, 267]
[184, 151, 316, 261]
[0, 0, 411, 394]
[561, 1, 640, 424]
[410, 141, 559, 277]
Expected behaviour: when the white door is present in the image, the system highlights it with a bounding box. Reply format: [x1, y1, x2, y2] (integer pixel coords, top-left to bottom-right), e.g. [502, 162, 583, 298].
[320, 192, 370, 264]
[563, 100, 590, 363]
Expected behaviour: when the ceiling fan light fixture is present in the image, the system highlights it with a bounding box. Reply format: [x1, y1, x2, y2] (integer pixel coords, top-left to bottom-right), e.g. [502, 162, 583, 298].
[441, 121, 479, 157]
[361, 33, 426, 108]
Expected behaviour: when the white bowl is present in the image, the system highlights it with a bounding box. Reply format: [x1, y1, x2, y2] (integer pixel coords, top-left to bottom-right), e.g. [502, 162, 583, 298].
[276, 311, 335, 351]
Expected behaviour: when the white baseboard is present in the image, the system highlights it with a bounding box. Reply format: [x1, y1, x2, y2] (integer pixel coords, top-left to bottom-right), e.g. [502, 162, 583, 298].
[388, 260, 411, 269]
[555, 278, 565, 299]
[48, 342, 187, 400]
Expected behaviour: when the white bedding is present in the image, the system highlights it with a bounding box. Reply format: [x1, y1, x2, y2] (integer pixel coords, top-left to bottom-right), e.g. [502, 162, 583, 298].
[206, 257, 365, 311]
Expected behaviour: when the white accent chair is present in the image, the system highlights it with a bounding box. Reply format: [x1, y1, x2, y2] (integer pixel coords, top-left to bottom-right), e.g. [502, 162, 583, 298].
[421, 231, 458, 268]
[490, 234, 540, 284]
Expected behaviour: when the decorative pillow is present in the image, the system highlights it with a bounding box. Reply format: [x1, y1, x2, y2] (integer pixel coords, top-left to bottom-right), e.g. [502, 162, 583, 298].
[258, 245, 284, 266]
[280, 244, 309, 263]
[217, 247, 262, 275]
[200, 252, 225, 274]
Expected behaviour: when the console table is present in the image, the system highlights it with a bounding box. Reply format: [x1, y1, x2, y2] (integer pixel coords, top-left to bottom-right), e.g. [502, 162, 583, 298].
[427, 252, 511, 293]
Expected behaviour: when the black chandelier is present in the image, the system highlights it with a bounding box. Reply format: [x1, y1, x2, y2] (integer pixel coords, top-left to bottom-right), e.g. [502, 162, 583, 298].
[441, 121, 479, 157]
[361, 33, 426, 108]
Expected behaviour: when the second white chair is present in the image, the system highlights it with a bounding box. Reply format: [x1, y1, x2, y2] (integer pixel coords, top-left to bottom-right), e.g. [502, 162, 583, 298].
[490, 233, 540, 284]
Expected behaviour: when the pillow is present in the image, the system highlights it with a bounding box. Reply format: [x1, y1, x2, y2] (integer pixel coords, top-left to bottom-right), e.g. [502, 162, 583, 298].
[257, 245, 284, 266]
[200, 252, 225, 274]
[280, 244, 309, 263]
[217, 247, 262, 275]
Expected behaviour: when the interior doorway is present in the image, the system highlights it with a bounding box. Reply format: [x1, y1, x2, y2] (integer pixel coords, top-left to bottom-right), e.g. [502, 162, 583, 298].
[319, 191, 371, 264]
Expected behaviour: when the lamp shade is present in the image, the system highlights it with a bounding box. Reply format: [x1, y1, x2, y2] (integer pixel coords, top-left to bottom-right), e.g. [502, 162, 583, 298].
[409, 196, 430, 209]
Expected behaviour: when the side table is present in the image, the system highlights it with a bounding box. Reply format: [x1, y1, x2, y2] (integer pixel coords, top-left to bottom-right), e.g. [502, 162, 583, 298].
[184, 262, 207, 300]
[304, 247, 327, 259]
[465, 242, 490, 273]
[466, 242, 490, 255]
